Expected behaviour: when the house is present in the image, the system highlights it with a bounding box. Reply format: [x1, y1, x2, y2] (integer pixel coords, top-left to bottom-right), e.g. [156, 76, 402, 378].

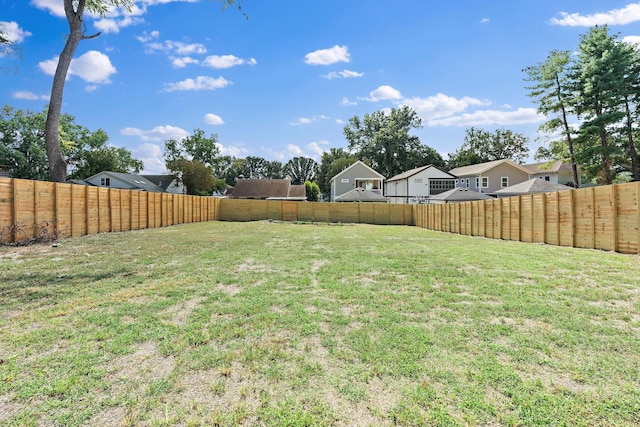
[84, 171, 165, 192]
[523, 161, 581, 187]
[334, 187, 388, 203]
[142, 174, 185, 194]
[427, 187, 493, 204]
[494, 179, 574, 198]
[448, 159, 531, 195]
[329, 160, 385, 202]
[384, 165, 456, 204]
[227, 178, 307, 200]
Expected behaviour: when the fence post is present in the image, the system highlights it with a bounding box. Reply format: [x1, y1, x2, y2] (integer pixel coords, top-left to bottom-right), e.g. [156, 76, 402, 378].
[611, 184, 618, 252]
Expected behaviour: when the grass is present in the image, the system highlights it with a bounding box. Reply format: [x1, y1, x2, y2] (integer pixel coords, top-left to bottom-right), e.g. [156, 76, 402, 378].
[0, 220, 639, 426]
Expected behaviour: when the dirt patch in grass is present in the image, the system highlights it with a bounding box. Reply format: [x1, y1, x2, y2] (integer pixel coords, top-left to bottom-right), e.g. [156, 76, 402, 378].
[0, 394, 24, 422]
[103, 341, 176, 396]
[237, 258, 273, 274]
[85, 406, 129, 427]
[161, 297, 205, 325]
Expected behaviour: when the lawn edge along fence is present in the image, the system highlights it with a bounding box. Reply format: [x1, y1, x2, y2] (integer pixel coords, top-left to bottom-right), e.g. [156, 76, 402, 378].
[1, 178, 639, 254]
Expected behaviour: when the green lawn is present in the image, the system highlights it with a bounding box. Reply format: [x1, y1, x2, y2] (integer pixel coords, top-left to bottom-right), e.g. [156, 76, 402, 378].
[1, 221, 639, 426]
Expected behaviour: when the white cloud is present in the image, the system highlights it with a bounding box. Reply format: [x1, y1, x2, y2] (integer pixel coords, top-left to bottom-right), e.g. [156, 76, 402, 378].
[551, 3, 640, 26]
[0, 21, 32, 44]
[323, 69, 364, 79]
[204, 113, 224, 125]
[121, 125, 190, 142]
[480, 18, 490, 24]
[306, 141, 329, 158]
[93, 14, 144, 34]
[340, 97, 357, 106]
[402, 93, 491, 120]
[217, 142, 249, 157]
[362, 85, 403, 102]
[427, 107, 545, 127]
[335, 119, 346, 125]
[136, 30, 160, 43]
[290, 115, 330, 126]
[202, 54, 257, 69]
[304, 45, 350, 65]
[162, 76, 232, 92]
[132, 143, 166, 174]
[623, 35, 640, 46]
[84, 85, 98, 92]
[171, 56, 199, 68]
[30, 0, 65, 17]
[39, 50, 116, 84]
[12, 91, 48, 100]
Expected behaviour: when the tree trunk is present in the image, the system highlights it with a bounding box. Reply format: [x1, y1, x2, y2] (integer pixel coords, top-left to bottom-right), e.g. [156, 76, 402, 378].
[556, 76, 580, 188]
[624, 98, 640, 181]
[45, 0, 86, 182]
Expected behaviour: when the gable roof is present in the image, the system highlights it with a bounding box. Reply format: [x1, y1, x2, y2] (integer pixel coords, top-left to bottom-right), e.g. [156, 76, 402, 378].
[494, 178, 574, 196]
[523, 161, 575, 174]
[386, 165, 454, 182]
[428, 187, 493, 202]
[334, 187, 388, 202]
[141, 174, 178, 191]
[448, 159, 531, 177]
[330, 160, 385, 182]
[228, 179, 307, 200]
[86, 171, 165, 192]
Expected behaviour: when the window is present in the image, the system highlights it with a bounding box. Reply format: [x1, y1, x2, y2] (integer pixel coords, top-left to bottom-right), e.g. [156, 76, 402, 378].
[481, 177, 489, 188]
[465, 178, 470, 188]
[501, 177, 509, 188]
[475, 177, 480, 188]
[429, 179, 455, 195]
[100, 177, 110, 186]
[544, 176, 550, 181]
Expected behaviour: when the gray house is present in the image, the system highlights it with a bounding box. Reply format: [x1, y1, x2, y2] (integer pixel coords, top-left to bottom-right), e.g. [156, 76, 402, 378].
[329, 161, 385, 202]
[449, 159, 531, 195]
[84, 171, 165, 192]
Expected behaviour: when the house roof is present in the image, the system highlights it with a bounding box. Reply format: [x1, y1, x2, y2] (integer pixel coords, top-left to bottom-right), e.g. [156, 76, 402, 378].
[523, 161, 575, 174]
[86, 171, 166, 192]
[494, 178, 575, 196]
[334, 187, 388, 202]
[428, 187, 493, 202]
[385, 164, 454, 182]
[329, 160, 385, 182]
[141, 174, 178, 191]
[448, 159, 531, 177]
[229, 179, 307, 200]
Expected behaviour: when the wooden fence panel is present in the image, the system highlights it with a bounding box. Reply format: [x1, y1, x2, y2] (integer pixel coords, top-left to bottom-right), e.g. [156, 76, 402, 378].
[13, 179, 35, 241]
[532, 194, 545, 243]
[0, 179, 13, 243]
[558, 191, 574, 247]
[35, 181, 56, 240]
[86, 186, 100, 235]
[545, 192, 559, 245]
[500, 198, 510, 240]
[594, 185, 616, 251]
[573, 187, 595, 249]
[70, 184, 87, 237]
[616, 182, 639, 254]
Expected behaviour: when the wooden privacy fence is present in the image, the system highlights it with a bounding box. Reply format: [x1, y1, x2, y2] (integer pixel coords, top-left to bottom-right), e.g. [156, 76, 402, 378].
[216, 198, 414, 225]
[0, 178, 219, 244]
[2, 177, 639, 255]
[413, 182, 640, 254]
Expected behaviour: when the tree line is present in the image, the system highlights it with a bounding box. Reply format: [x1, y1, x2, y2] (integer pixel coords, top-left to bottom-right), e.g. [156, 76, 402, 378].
[525, 25, 640, 186]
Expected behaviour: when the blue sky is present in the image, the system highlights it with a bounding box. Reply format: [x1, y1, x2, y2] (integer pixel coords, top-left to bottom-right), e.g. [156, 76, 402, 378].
[2, 0, 640, 174]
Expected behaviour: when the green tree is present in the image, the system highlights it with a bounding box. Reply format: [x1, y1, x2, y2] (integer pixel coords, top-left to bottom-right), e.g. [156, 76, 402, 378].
[316, 148, 357, 198]
[164, 128, 220, 194]
[570, 26, 627, 185]
[524, 50, 581, 187]
[0, 105, 141, 181]
[447, 127, 529, 169]
[44, 0, 244, 182]
[0, 105, 49, 180]
[304, 181, 320, 202]
[344, 106, 429, 178]
[284, 156, 318, 185]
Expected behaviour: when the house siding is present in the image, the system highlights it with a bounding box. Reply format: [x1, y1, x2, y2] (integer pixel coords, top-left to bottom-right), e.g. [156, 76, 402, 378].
[385, 167, 455, 204]
[86, 174, 136, 190]
[330, 162, 384, 202]
[455, 163, 530, 194]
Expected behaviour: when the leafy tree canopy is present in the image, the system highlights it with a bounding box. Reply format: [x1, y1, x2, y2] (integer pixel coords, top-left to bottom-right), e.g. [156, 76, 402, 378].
[447, 127, 529, 170]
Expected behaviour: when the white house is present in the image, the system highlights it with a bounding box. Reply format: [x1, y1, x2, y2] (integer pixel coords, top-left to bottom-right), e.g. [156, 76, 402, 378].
[523, 161, 581, 187]
[329, 161, 385, 202]
[384, 165, 456, 204]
